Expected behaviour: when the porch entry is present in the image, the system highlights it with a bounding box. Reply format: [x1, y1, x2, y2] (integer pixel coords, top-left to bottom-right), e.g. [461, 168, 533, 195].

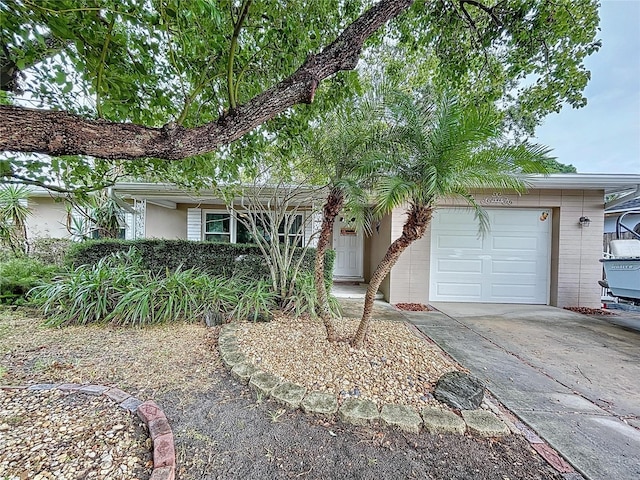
[332, 216, 364, 280]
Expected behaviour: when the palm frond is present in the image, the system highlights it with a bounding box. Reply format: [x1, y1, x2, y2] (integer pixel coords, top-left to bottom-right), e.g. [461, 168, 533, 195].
[446, 188, 491, 237]
[374, 176, 415, 216]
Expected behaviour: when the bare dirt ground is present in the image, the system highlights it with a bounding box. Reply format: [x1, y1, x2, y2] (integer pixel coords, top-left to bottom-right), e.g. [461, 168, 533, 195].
[0, 307, 564, 480]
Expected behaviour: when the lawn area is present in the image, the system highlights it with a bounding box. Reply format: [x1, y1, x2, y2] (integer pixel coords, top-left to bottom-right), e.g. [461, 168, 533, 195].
[0, 307, 222, 398]
[0, 306, 564, 480]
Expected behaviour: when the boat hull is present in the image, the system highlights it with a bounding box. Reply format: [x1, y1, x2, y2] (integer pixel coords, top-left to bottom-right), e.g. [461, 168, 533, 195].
[600, 258, 640, 300]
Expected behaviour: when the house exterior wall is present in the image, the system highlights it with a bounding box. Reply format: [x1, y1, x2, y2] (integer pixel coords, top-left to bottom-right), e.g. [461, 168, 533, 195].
[144, 203, 188, 239]
[382, 189, 604, 308]
[555, 189, 603, 308]
[26, 197, 69, 239]
[387, 207, 431, 304]
[366, 214, 392, 299]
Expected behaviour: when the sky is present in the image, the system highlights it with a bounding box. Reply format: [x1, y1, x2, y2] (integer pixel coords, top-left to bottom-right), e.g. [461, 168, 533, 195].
[533, 0, 640, 174]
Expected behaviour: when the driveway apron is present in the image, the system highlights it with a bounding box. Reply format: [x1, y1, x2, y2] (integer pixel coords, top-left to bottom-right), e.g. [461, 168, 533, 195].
[404, 303, 640, 480]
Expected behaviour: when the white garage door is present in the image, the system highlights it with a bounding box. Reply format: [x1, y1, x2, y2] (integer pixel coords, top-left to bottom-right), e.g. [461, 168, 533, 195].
[430, 208, 551, 304]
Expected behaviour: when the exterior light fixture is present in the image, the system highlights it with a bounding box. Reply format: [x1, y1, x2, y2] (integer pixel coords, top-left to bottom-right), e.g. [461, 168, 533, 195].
[579, 216, 591, 227]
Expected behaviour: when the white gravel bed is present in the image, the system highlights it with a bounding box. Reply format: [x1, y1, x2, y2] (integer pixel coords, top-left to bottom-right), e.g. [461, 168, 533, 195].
[236, 315, 459, 409]
[0, 388, 152, 480]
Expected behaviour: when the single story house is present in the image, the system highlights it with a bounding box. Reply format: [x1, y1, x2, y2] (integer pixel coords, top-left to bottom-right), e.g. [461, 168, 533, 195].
[22, 173, 640, 309]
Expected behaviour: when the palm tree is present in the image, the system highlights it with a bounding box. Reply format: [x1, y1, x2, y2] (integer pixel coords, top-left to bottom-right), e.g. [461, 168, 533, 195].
[0, 184, 31, 255]
[351, 91, 551, 347]
[305, 93, 389, 341]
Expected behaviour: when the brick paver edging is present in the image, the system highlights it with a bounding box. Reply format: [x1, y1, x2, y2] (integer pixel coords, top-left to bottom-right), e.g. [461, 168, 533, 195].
[4, 383, 176, 480]
[219, 323, 504, 436]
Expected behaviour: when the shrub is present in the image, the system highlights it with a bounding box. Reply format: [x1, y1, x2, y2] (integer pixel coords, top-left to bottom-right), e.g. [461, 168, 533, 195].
[31, 248, 146, 325]
[0, 258, 58, 305]
[31, 247, 277, 327]
[284, 272, 342, 319]
[232, 278, 278, 322]
[110, 266, 212, 327]
[65, 239, 335, 283]
[192, 274, 242, 325]
[29, 238, 73, 266]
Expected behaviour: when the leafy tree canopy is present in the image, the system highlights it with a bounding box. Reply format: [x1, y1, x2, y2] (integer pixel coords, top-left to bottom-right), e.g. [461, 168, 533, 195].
[0, 0, 598, 191]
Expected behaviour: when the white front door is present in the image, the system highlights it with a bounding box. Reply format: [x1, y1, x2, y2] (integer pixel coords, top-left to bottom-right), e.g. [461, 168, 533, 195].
[430, 208, 552, 304]
[333, 217, 364, 279]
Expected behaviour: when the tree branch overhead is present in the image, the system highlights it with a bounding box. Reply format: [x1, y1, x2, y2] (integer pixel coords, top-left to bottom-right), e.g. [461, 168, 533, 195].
[0, 0, 414, 161]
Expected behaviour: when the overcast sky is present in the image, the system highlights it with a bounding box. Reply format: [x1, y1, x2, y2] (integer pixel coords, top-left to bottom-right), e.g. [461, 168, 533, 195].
[533, 0, 640, 174]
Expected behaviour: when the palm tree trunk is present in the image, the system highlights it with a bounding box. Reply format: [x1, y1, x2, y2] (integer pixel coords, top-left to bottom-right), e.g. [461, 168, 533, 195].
[314, 188, 344, 342]
[351, 204, 432, 347]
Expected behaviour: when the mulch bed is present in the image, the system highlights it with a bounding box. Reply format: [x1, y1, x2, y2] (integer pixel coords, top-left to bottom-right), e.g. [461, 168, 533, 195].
[394, 303, 436, 312]
[563, 306, 615, 316]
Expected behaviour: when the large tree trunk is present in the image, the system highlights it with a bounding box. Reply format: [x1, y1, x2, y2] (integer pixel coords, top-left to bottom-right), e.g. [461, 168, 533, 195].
[0, 0, 414, 160]
[314, 187, 344, 342]
[351, 204, 433, 348]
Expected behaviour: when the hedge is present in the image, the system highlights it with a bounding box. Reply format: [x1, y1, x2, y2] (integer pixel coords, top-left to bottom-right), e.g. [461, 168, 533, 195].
[0, 257, 58, 305]
[29, 238, 73, 266]
[65, 239, 335, 282]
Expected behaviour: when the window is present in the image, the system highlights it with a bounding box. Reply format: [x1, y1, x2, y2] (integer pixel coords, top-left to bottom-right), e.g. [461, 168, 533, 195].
[204, 212, 231, 243]
[91, 228, 126, 240]
[201, 210, 305, 245]
[279, 214, 303, 246]
[236, 220, 253, 244]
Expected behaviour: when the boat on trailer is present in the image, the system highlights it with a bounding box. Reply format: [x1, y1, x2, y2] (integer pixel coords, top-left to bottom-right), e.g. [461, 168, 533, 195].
[599, 211, 640, 305]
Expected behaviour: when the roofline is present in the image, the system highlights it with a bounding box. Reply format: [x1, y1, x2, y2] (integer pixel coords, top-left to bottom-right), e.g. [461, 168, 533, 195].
[523, 173, 640, 194]
[20, 173, 640, 198]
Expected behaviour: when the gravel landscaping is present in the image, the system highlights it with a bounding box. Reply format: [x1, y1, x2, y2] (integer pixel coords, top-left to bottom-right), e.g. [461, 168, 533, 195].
[0, 306, 567, 479]
[0, 388, 151, 479]
[236, 314, 458, 408]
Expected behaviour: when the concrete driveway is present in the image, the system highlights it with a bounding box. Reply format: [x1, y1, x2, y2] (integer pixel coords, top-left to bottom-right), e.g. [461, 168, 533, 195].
[405, 303, 640, 480]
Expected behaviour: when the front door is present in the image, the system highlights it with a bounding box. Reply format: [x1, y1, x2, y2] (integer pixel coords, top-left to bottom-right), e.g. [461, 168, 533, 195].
[333, 216, 364, 279]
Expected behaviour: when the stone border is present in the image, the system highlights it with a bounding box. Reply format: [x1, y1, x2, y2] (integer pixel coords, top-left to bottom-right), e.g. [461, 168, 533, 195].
[218, 323, 510, 437]
[221, 323, 581, 476]
[3, 383, 176, 480]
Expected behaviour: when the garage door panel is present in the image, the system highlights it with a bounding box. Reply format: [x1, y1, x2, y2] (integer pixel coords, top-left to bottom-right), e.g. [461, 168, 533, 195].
[438, 258, 483, 273]
[492, 236, 538, 251]
[435, 282, 482, 299]
[491, 260, 538, 274]
[434, 209, 478, 226]
[437, 234, 482, 249]
[489, 286, 539, 302]
[430, 208, 551, 304]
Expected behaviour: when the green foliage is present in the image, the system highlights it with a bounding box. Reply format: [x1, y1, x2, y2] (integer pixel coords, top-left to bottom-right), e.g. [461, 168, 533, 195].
[79, 190, 126, 239]
[389, 0, 601, 134]
[284, 272, 342, 320]
[110, 266, 210, 327]
[192, 274, 242, 324]
[541, 158, 578, 173]
[374, 90, 552, 228]
[0, 257, 57, 305]
[65, 239, 335, 283]
[31, 249, 146, 325]
[2, 1, 600, 191]
[233, 278, 278, 323]
[34, 244, 334, 326]
[0, 184, 31, 255]
[31, 247, 278, 326]
[1, 0, 367, 190]
[28, 237, 73, 266]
